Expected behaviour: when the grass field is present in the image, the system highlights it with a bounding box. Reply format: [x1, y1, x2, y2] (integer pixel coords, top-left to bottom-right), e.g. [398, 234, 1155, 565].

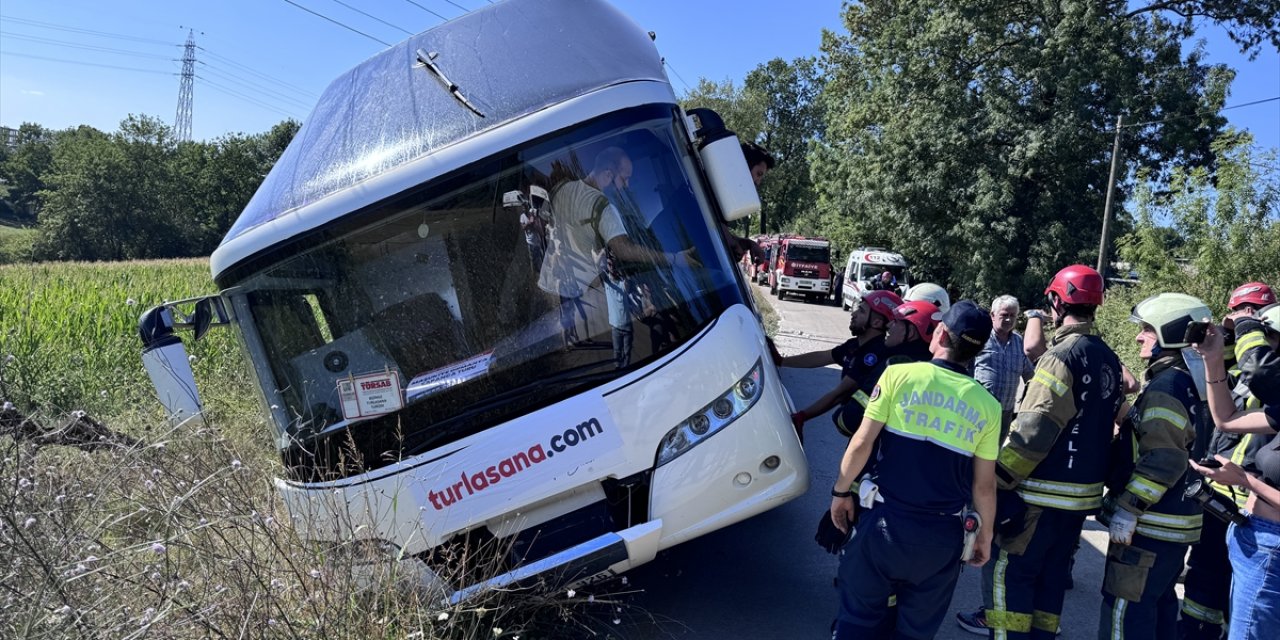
[0, 225, 37, 265]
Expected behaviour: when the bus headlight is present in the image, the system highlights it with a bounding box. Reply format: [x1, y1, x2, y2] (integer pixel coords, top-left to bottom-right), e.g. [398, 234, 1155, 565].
[655, 359, 763, 467]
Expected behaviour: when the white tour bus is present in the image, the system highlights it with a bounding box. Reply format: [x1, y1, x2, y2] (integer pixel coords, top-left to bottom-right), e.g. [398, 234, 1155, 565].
[138, 0, 807, 601]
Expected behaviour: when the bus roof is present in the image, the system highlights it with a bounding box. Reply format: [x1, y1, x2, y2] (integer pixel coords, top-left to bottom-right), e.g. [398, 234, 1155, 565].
[215, 0, 666, 276]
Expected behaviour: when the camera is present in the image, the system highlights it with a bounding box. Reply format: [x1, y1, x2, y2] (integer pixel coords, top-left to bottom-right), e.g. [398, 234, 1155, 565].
[1183, 320, 1210, 344]
[1185, 476, 1248, 526]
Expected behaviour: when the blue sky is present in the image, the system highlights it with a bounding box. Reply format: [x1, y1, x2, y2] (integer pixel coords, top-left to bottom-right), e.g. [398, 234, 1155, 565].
[0, 0, 1276, 151]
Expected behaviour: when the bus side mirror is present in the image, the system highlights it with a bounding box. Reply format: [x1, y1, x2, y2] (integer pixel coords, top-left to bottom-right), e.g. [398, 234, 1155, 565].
[686, 108, 761, 222]
[137, 296, 229, 426]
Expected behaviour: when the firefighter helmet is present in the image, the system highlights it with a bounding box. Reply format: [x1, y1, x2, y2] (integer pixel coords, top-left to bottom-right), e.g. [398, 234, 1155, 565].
[1259, 303, 1280, 333]
[892, 300, 941, 341]
[860, 290, 904, 323]
[904, 282, 951, 313]
[1228, 282, 1275, 310]
[1046, 265, 1105, 306]
[1130, 293, 1213, 349]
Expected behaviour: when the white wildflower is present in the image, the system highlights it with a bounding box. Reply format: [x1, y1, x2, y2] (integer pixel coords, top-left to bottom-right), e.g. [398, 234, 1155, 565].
[150, 542, 167, 554]
[613, 618, 621, 625]
[230, 459, 242, 470]
[491, 628, 503, 637]
[177, 580, 191, 591]
[187, 354, 197, 363]
[55, 494, 66, 504]
[100, 390, 108, 398]
[437, 612, 449, 621]
[566, 589, 576, 598]
[54, 605, 71, 616]
[270, 578, 283, 590]
[309, 569, 321, 579]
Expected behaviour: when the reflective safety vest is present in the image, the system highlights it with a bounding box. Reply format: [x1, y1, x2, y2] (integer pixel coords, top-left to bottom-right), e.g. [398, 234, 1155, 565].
[1105, 356, 1205, 545]
[999, 324, 1125, 513]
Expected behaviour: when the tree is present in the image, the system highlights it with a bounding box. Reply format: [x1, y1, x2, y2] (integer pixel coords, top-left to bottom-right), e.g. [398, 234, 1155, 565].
[811, 0, 1276, 303]
[0, 123, 55, 222]
[681, 59, 825, 235]
[1120, 131, 1280, 309]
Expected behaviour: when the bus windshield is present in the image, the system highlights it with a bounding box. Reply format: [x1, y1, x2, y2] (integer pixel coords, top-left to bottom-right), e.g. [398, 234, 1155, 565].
[224, 105, 744, 481]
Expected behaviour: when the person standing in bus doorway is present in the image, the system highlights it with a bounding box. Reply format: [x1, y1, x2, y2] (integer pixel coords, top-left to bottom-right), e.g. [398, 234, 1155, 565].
[829, 300, 1001, 639]
[783, 290, 902, 441]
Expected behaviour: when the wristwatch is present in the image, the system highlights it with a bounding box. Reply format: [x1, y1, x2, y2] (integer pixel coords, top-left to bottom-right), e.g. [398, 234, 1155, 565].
[1025, 310, 1046, 321]
[831, 487, 855, 498]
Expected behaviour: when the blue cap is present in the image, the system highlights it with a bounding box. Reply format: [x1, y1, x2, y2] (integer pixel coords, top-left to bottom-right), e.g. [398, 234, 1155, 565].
[941, 300, 992, 347]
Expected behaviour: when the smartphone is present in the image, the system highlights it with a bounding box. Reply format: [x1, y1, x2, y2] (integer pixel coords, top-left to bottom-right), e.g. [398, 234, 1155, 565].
[1197, 457, 1223, 469]
[1184, 320, 1210, 344]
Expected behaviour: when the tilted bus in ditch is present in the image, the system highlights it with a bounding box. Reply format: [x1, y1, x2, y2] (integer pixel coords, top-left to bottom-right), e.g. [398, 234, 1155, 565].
[137, 0, 807, 601]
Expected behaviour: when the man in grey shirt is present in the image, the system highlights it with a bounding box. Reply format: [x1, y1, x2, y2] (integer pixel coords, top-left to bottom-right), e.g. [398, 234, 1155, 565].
[973, 295, 1034, 441]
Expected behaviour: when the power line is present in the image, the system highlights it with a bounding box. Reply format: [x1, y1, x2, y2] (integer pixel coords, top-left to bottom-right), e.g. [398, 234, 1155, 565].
[440, 0, 472, 13]
[1119, 96, 1280, 130]
[197, 61, 314, 110]
[0, 30, 175, 60]
[400, 0, 448, 22]
[328, 0, 413, 36]
[197, 47, 319, 100]
[196, 76, 304, 120]
[0, 15, 174, 46]
[0, 50, 175, 75]
[279, 0, 391, 46]
[663, 59, 692, 93]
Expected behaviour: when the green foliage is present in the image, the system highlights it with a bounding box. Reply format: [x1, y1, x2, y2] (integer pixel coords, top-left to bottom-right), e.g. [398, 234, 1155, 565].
[681, 57, 825, 235]
[807, 0, 1272, 303]
[1118, 131, 1280, 311]
[0, 226, 37, 265]
[0, 259, 252, 424]
[0, 116, 298, 263]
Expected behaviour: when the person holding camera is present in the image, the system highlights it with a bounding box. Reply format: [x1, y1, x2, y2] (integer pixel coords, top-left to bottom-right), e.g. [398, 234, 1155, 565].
[1180, 303, 1280, 639]
[1098, 293, 1214, 639]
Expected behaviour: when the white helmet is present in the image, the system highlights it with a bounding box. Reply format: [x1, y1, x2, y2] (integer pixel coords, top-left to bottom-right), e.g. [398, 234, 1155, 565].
[905, 282, 951, 314]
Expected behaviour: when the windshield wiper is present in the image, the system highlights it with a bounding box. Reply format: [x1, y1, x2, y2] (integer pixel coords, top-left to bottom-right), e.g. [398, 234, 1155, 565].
[415, 49, 486, 118]
[401, 362, 619, 457]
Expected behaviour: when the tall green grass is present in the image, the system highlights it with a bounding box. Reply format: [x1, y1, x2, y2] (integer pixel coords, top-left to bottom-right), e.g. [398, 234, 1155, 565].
[0, 259, 257, 431]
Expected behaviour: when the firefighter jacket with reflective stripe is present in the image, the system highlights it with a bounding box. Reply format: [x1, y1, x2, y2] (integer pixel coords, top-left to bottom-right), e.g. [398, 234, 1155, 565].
[831, 335, 892, 435]
[1208, 325, 1274, 505]
[1106, 354, 1204, 544]
[996, 323, 1125, 513]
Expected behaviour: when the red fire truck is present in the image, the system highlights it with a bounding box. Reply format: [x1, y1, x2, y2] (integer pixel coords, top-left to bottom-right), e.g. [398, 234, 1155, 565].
[768, 236, 832, 302]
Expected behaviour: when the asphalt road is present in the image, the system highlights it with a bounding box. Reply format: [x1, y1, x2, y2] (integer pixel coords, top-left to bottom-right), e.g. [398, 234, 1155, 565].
[616, 283, 1119, 639]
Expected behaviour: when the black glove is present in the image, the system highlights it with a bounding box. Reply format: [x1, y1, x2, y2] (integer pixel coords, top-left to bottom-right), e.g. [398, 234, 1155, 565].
[815, 509, 854, 554]
[995, 489, 1029, 539]
[1235, 317, 1266, 341]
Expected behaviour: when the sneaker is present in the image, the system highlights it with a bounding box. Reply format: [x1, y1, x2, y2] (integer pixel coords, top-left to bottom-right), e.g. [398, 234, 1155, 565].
[955, 608, 990, 636]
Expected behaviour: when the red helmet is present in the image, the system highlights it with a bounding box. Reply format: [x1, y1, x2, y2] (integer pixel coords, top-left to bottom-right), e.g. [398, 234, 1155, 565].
[1045, 265, 1104, 306]
[860, 290, 904, 323]
[892, 300, 941, 340]
[1229, 282, 1275, 310]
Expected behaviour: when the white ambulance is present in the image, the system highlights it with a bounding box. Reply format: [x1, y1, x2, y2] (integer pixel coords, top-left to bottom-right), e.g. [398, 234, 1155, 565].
[840, 247, 910, 309]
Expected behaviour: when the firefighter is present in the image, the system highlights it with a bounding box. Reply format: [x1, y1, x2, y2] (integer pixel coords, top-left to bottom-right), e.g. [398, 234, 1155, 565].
[1221, 282, 1275, 372]
[1099, 293, 1212, 640]
[885, 299, 941, 364]
[784, 290, 903, 439]
[980, 265, 1127, 640]
[1180, 302, 1280, 639]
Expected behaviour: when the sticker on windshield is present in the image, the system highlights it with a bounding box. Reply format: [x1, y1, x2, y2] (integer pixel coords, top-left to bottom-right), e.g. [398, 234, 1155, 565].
[406, 350, 495, 401]
[338, 370, 404, 420]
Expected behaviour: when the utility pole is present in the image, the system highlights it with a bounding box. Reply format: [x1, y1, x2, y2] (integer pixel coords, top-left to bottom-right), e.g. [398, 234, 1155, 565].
[174, 29, 196, 142]
[1096, 115, 1123, 275]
